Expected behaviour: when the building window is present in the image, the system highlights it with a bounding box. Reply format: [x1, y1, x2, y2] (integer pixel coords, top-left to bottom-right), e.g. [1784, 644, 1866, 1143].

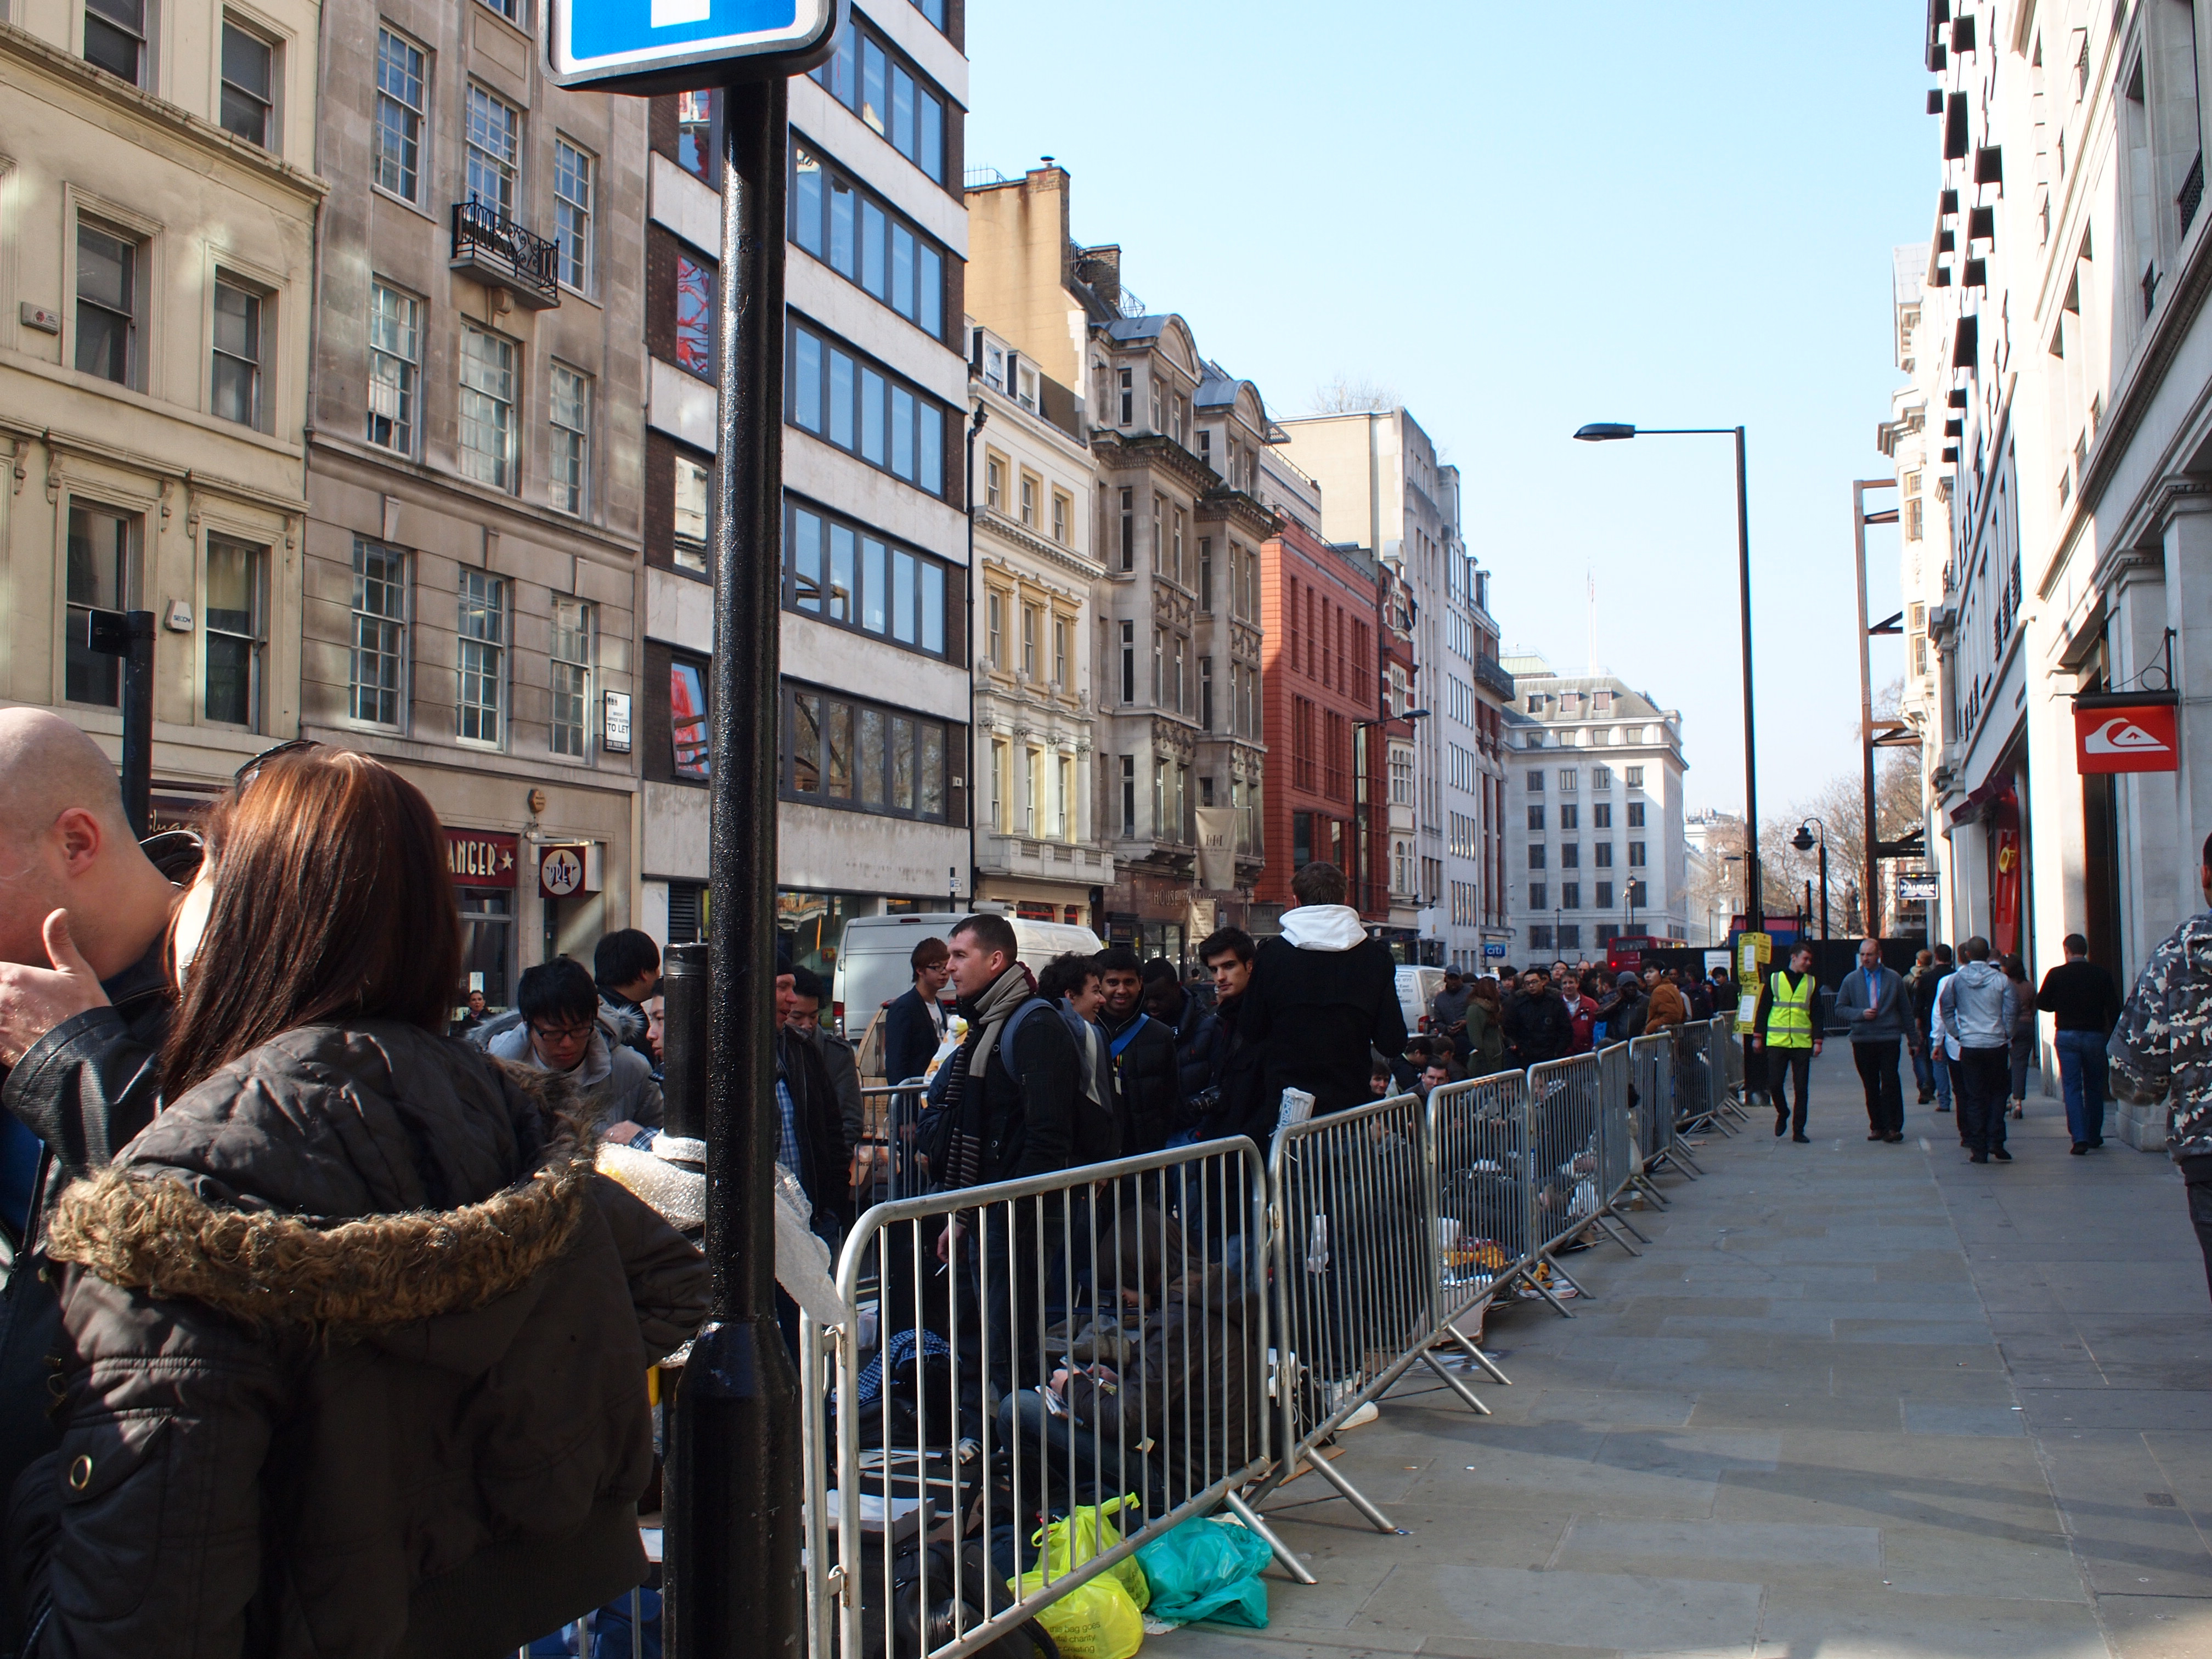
[1198, 537, 1213, 610]
[670, 658, 710, 780]
[985, 589, 1003, 665]
[75, 221, 141, 388]
[1021, 602, 1039, 678]
[1019, 473, 1038, 528]
[1593, 802, 1612, 828]
[1628, 802, 1646, 827]
[210, 275, 264, 429]
[202, 537, 264, 727]
[1560, 842, 1580, 868]
[1119, 488, 1135, 569]
[366, 282, 420, 454]
[1528, 885, 1548, 914]
[83, 0, 146, 86]
[1594, 841, 1614, 867]
[455, 571, 506, 745]
[219, 20, 275, 147]
[550, 364, 590, 515]
[1120, 755, 1137, 837]
[1625, 765, 1645, 787]
[810, 19, 948, 183]
[1558, 924, 1582, 951]
[786, 319, 945, 493]
[1052, 491, 1070, 544]
[458, 326, 517, 490]
[554, 138, 592, 291]
[784, 683, 950, 821]
[984, 454, 1003, 510]
[64, 504, 136, 707]
[1558, 768, 1578, 792]
[1596, 881, 1615, 909]
[465, 84, 519, 217]
[1561, 883, 1581, 910]
[673, 450, 710, 575]
[374, 29, 426, 201]
[1527, 804, 1544, 831]
[1528, 844, 1547, 870]
[789, 145, 946, 338]
[550, 596, 591, 758]
[676, 90, 715, 181]
[674, 249, 716, 379]
[1526, 769, 1544, 792]
[1053, 615, 1069, 687]
[1200, 656, 1214, 728]
[349, 539, 406, 725]
[1559, 803, 1579, 831]
[1120, 620, 1135, 704]
[1628, 841, 1648, 867]
[787, 505, 950, 652]
[1592, 764, 1612, 790]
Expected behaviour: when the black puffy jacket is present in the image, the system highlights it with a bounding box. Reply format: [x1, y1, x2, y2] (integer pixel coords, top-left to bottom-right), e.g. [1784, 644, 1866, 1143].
[1101, 1010, 1184, 1155]
[1163, 991, 1222, 1104]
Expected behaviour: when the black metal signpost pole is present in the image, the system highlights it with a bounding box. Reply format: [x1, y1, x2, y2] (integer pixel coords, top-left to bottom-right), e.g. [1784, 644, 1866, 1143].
[662, 74, 801, 1659]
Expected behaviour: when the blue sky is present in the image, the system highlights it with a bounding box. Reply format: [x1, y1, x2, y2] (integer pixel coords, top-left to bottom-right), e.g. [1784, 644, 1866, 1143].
[962, 0, 1933, 819]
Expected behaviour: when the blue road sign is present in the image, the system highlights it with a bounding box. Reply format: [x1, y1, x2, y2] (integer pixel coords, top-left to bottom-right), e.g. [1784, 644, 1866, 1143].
[545, 0, 839, 93]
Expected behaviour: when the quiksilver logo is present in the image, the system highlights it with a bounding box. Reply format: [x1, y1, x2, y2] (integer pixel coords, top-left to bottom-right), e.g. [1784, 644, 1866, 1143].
[2085, 716, 2171, 755]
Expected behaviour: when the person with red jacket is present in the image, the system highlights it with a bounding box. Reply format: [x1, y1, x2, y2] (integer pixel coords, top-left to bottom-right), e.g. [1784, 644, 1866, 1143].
[1560, 980, 1598, 1054]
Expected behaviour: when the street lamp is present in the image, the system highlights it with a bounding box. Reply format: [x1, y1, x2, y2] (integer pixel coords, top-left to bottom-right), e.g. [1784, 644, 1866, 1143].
[1574, 421, 1760, 929]
[1790, 818, 1830, 941]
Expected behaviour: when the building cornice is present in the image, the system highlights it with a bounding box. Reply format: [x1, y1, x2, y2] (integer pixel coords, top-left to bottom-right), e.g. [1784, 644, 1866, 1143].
[1196, 484, 1280, 541]
[0, 416, 306, 517]
[1092, 430, 1218, 496]
[975, 507, 1102, 584]
[309, 433, 646, 563]
[0, 21, 328, 201]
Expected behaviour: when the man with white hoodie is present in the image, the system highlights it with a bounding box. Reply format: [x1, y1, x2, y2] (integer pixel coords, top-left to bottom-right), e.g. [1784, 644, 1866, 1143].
[1938, 936, 2020, 1164]
[1238, 861, 1407, 1116]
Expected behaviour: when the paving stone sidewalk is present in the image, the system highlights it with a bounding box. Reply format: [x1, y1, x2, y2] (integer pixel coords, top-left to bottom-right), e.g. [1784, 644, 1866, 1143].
[1165, 1048, 2212, 1659]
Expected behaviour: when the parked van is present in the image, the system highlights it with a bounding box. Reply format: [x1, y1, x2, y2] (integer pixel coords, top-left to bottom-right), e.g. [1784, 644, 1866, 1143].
[832, 912, 1104, 1062]
[1396, 964, 1445, 1037]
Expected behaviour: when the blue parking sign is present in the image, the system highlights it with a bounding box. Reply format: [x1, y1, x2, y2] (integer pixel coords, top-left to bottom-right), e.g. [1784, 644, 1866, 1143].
[546, 0, 839, 92]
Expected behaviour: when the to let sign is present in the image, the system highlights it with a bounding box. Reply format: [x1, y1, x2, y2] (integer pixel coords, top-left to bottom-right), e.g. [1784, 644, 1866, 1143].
[544, 0, 840, 94]
[2074, 699, 2179, 774]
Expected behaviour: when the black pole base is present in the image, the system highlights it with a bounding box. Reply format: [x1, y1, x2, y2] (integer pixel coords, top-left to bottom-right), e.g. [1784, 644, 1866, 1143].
[664, 1316, 805, 1659]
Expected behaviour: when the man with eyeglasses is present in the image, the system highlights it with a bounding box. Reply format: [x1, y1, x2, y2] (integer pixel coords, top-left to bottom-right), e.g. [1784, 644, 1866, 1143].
[487, 957, 663, 1143]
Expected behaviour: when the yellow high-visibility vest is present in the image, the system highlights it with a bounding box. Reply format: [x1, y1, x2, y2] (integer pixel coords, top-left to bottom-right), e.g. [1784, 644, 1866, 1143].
[1767, 970, 1816, 1049]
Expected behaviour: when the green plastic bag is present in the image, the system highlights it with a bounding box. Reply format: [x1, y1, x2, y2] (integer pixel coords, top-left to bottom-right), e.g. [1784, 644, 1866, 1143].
[1133, 1515, 1272, 1629]
[1014, 1496, 1149, 1659]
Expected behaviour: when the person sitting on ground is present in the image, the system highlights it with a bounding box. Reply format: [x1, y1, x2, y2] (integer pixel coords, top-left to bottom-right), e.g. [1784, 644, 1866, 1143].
[489, 957, 664, 1143]
[10, 747, 709, 1655]
[883, 934, 953, 1085]
[1416, 1056, 1454, 1103]
[1369, 1054, 1395, 1099]
[1503, 967, 1572, 1067]
[594, 927, 662, 1068]
[0, 709, 201, 1605]
[1097, 945, 1186, 1153]
[1392, 1034, 1435, 1093]
[1238, 861, 1407, 1116]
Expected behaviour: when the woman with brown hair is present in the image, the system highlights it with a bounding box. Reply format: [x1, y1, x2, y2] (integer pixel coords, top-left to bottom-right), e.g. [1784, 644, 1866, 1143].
[9, 747, 707, 1658]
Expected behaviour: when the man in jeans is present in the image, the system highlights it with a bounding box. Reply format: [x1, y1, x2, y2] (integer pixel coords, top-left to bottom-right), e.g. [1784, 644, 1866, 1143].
[2109, 833, 2212, 1300]
[1939, 937, 2019, 1164]
[2037, 933, 2123, 1153]
[1835, 938, 1909, 1142]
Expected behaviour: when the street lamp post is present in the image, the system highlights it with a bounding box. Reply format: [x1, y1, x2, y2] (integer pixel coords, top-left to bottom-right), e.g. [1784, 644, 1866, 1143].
[1575, 423, 1760, 926]
[1790, 819, 1830, 941]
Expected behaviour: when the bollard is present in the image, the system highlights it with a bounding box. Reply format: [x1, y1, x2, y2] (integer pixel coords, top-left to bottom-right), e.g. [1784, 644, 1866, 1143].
[661, 942, 709, 1142]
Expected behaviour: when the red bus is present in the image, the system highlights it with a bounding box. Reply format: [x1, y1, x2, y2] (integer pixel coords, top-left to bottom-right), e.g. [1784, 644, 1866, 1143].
[1605, 935, 1667, 972]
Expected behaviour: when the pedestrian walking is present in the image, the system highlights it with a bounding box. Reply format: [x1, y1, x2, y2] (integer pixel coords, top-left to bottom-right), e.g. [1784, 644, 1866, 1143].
[882, 934, 952, 1085]
[593, 927, 662, 1069]
[0, 710, 200, 1622]
[1504, 968, 1573, 1066]
[2003, 955, 2036, 1120]
[1238, 861, 1407, 1116]
[2037, 932, 2123, 1153]
[1097, 945, 1185, 1153]
[488, 957, 665, 1142]
[13, 746, 708, 1655]
[1914, 944, 1957, 1112]
[1938, 936, 2019, 1164]
[2108, 834, 2212, 1300]
[1754, 945, 1822, 1142]
[1835, 937, 1908, 1142]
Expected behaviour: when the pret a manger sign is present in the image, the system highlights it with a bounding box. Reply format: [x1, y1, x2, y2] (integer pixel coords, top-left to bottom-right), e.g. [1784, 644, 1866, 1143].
[2074, 698, 2179, 774]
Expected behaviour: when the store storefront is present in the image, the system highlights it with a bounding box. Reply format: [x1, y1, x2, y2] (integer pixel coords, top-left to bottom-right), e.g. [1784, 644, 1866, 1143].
[447, 828, 518, 1011]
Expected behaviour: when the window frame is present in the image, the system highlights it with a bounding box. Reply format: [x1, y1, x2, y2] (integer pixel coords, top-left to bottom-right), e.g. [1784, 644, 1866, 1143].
[789, 139, 949, 340]
[217, 15, 277, 149]
[464, 82, 521, 219]
[809, 16, 951, 185]
[63, 500, 141, 709]
[82, 0, 149, 88]
[455, 567, 509, 748]
[373, 26, 428, 206]
[74, 216, 145, 391]
[366, 279, 422, 456]
[201, 533, 267, 730]
[549, 362, 591, 516]
[209, 270, 268, 432]
[785, 315, 948, 496]
[458, 323, 520, 493]
[550, 594, 592, 759]
[552, 136, 594, 295]
[781, 679, 955, 823]
[785, 495, 950, 659]
[348, 538, 408, 729]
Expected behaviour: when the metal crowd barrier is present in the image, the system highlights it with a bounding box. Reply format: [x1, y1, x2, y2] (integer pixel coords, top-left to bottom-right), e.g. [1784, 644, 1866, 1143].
[1248, 1092, 1496, 1534]
[854, 1081, 930, 1206]
[816, 1135, 1304, 1659]
[1429, 1070, 1538, 1318]
[1632, 1030, 1702, 1183]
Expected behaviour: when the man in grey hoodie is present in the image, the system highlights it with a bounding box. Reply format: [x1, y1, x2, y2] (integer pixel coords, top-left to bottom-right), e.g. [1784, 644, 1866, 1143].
[1938, 936, 2019, 1164]
[1836, 937, 1909, 1142]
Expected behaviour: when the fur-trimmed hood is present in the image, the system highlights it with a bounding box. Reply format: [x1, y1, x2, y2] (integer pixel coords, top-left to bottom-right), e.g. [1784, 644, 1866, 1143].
[43, 1023, 596, 1337]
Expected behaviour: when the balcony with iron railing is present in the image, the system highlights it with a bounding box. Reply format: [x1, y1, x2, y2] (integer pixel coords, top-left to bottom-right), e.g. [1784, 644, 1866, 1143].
[1472, 653, 1516, 701]
[450, 199, 561, 309]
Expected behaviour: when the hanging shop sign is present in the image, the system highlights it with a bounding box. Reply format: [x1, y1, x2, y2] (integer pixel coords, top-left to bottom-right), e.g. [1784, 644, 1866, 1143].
[540, 843, 604, 900]
[2074, 696, 2179, 774]
[1896, 872, 1940, 904]
[448, 829, 519, 888]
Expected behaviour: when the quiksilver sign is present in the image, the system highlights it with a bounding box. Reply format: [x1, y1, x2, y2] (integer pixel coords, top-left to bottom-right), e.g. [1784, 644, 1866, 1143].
[2074, 700, 2179, 775]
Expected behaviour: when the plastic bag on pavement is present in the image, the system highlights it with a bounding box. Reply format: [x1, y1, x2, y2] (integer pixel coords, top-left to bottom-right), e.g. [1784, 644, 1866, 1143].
[1014, 1495, 1148, 1659]
[1133, 1516, 1271, 1629]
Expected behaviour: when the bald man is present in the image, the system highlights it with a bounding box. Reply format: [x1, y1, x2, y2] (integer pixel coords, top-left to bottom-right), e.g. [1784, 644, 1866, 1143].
[0, 708, 195, 1567]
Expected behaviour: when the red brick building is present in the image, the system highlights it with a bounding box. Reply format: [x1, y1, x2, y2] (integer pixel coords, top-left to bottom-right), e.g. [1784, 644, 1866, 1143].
[1257, 511, 1386, 919]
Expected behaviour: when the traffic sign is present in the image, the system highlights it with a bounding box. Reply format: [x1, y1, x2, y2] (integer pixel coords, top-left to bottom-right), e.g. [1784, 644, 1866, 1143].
[544, 0, 840, 95]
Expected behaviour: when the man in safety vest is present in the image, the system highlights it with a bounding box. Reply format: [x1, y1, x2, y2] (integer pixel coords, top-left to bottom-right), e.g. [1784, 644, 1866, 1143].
[1755, 944, 1824, 1142]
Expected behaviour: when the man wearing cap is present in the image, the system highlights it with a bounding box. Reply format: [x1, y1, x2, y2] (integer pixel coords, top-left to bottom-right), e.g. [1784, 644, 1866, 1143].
[1755, 944, 1823, 1142]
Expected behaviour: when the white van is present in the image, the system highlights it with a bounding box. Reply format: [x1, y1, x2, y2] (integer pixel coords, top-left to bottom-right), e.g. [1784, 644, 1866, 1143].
[831, 911, 1103, 1056]
[1396, 964, 1445, 1037]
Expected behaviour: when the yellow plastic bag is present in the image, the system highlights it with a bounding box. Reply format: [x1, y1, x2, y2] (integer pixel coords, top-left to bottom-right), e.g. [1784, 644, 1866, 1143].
[1014, 1494, 1149, 1659]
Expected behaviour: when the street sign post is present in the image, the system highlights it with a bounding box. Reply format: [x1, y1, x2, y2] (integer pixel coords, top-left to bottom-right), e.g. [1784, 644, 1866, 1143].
[536, 10, 844, 1659]
[543, 0, 839, 93]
